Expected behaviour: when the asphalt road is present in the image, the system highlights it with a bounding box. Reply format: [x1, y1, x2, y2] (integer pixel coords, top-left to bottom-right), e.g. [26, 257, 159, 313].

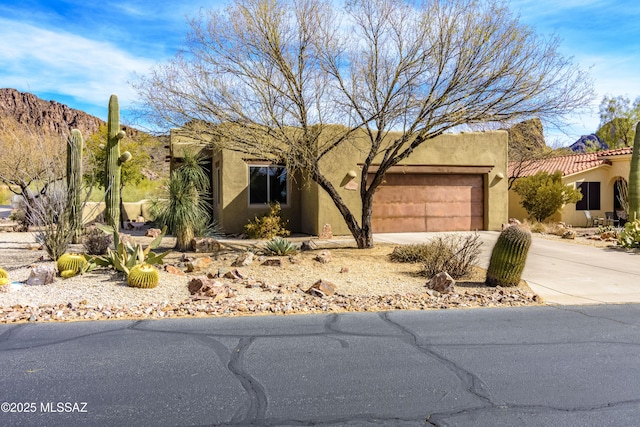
[2, 305, 640, 426]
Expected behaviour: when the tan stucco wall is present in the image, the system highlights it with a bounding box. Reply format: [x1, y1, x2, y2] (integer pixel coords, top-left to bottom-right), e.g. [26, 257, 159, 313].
[172, 128, 509, 236]
[314, 130, 509, 235]
[508, 154, 630, 226]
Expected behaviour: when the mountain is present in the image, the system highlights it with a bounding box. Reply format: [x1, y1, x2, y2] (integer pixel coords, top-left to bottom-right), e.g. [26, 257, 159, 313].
[0, 88, 168, 180]
[506, 118, 546, 156]
[569, 134, 608, 153]
[0, 88, 106, 137]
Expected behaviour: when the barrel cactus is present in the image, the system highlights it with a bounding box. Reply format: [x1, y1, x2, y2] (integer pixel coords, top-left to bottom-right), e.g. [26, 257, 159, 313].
[56, 253, 89, 277]
[0, 268, 7, 279]
[485, 225, 532, 287]
[127, 264, 160, 289]
[105, 94, 132, 230]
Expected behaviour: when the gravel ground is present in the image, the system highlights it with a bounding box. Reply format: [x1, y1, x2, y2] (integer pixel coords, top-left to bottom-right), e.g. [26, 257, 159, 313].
[0, 227, 541, 323]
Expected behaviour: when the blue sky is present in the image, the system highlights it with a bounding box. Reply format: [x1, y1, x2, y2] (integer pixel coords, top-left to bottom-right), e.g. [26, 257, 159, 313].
[0, 0, 639, 146]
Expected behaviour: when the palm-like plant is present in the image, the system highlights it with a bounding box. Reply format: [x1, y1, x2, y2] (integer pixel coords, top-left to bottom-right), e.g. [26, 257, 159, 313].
[152, 151, 214, 251]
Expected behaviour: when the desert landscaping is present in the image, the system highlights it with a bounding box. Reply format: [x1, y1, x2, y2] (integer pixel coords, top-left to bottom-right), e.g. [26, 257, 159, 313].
[0, 221, 541, 324]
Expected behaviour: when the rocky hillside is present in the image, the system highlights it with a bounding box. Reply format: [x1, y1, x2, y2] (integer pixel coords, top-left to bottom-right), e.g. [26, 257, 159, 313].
[506, 118, 546, 154]
[0, 88, 105, 137]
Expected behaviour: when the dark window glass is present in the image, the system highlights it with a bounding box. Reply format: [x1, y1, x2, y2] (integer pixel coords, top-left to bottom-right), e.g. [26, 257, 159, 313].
[249, 166, 268, 204]
[249, 165, 287, 205]
[576, 182, 600, 211]
[269, 167, 288, 204]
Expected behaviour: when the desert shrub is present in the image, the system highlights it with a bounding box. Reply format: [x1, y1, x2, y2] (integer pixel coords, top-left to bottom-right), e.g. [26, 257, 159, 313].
[264, 237, 298, 256]
[82, 226, 113, 255]
[390, 234, 482, 279]
[521, 219, 547, 234]
[30, 189, 74, 260]
[244, 202, 290, 239]
[618, 219, 640, 248]
[512, 171, 582, 222]
[389, 244, 431, 263]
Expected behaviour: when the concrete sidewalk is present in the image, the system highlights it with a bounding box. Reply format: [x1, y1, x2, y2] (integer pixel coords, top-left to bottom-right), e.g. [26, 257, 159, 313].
[373, 231, 640, 306]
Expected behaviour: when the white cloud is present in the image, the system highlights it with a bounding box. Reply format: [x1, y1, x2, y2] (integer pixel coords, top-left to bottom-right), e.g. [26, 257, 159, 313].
[0, 18, 157, 108]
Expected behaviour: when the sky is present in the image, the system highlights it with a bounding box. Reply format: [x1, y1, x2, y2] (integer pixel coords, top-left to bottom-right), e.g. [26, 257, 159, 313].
[0, 0, 639, 146]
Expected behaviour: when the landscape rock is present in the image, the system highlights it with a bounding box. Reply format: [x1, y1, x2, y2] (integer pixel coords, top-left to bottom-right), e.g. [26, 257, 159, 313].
[191, 237, 221, 253]
[315, 250, 332, 264]
[25, 265, 56, 286]
[145, 228, 162, 238]
[188, 277, 223, 296]
[427, 272, 455, 294]
[306, 279, 337, 297]
[562, 230, 577, 240]
[319, 224, 333, 240]
[233, 252, 254, 267]
[300, 240, 318, 251]
[601, 230, 617, 240]
[165, 265, 185, 276]
[262, 259, 282, 267]
[186, 257, 213, 273]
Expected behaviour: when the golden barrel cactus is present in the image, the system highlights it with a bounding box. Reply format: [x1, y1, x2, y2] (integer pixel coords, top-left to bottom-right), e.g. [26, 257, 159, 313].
[127, 264, 160, 289]
[56, 253, 88, 277]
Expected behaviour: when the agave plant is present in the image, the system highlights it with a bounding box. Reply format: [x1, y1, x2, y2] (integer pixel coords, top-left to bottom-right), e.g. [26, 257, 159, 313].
[89, 225, 170, 275]
[264, 237, 298, 256]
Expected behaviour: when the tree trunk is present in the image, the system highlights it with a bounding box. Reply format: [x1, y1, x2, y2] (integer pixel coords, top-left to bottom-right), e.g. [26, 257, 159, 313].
[311, 170, 376, 249]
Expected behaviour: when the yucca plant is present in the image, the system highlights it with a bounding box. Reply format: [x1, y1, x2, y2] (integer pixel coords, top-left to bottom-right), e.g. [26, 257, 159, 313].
[264, 237, 298, 256]
[151, 151, 214, 251]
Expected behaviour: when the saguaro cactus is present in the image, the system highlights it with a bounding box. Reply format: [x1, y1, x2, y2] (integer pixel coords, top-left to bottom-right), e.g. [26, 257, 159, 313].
[485, 225, 532, 287]
[628, 122, 640, 222]
[66, 129, 83, 243]
[105, 94, 131, 230]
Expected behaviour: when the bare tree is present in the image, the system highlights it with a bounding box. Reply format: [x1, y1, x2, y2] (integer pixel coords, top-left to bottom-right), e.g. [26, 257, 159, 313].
[134, 0, 593, 248]
[0, 116, 66, 227]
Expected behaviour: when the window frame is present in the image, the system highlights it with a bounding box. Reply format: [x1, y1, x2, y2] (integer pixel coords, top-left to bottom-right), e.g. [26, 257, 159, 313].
[575, 181, 601, 211]
[248, 164, 289, 207]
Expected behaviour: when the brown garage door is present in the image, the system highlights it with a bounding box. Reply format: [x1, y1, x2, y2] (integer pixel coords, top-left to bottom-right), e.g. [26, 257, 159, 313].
[371, 174, 484, 233]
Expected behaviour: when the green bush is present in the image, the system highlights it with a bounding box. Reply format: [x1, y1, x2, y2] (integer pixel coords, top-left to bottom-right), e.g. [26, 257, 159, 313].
[244, 202, 290, 239]
[390, 234, 482, 279]
[264, 237, 298, 256]
[512, 171, 583, 222]
[618, 219, 640, 248]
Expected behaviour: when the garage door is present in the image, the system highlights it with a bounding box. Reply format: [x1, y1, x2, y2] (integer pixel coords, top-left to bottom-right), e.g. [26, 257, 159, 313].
[371, 174, 484, 233]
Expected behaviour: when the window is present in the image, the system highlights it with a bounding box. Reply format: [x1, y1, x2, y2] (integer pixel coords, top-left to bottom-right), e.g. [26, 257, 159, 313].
[576, 182, 600, 211]
[249, 165, 288, 205]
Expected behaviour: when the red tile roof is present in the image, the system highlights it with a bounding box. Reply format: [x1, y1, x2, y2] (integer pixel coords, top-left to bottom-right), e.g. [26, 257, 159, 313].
[509, 147, 633, 178]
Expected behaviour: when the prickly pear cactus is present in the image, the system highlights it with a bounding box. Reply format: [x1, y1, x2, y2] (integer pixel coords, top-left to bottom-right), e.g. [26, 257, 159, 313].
[628, 122, 640, 222]
[67, 129, 84, 243]
[105, 94, 132, 230]
[485, 225, 532, 287]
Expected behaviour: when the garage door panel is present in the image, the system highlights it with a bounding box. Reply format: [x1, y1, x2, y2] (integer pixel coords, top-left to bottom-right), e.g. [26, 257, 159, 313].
[371, 173, 485, 233]
[373, 202, 425, 218]
[374, 217, 427, 234]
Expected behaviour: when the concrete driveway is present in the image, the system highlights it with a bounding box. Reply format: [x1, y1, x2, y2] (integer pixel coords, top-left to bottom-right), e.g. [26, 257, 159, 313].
[373, 231, 640, 306]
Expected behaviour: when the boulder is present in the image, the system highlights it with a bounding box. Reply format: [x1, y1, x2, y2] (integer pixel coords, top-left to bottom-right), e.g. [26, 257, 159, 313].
[300, 240, 318, 251]
[306, 279, 337, 297]
[145, 228, 162, 238]
[187, 277, 224, 296]
[25, 265, 56, 286]
[562, 230, 576, 240]
[315, 250, 332, 264]
[165, 265, 185, 276]
[186, 257, 213, 272]
[191, 237, 221, 253]
[233, 252, 254, 267]
[426, 272, 455, 294]
[319, 224, 333, 240]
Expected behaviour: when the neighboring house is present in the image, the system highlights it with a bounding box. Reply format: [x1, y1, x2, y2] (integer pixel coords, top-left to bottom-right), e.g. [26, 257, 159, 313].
[508, 147, 632, 226]
[170, 128, 509, 236]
